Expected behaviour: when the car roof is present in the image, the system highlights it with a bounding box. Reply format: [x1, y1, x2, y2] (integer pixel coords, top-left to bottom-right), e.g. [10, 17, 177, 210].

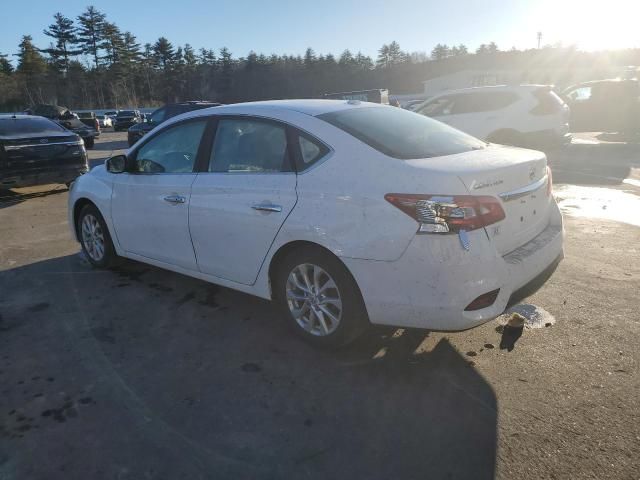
[180, 99, 379, 120]
[429, 85, 550, 97]
[0, 114, 48, 120]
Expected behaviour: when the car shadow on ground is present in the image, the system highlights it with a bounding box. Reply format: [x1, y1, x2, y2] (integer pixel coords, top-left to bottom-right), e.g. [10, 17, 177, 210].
[0, 254, 497, 479]
[548, 141, 636, 186]
[0, 186, 67, 210]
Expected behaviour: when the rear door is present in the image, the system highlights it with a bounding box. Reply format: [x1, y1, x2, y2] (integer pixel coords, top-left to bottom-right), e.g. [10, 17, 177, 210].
[189, 116, 298, 285]
[111, 118, 209, 270]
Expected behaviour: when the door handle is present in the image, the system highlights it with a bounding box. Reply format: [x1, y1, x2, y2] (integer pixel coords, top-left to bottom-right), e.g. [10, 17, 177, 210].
[163, 194, 186, 204]
[251, 203, 282, 213]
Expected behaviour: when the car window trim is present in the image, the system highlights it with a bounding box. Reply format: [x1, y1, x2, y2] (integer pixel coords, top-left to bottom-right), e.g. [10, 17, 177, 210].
[200, 114, 296, 175]
[126, 116, 212, 175]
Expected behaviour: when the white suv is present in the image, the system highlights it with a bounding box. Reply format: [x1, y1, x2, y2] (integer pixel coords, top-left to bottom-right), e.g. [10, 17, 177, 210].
[416, 85, 571, 149]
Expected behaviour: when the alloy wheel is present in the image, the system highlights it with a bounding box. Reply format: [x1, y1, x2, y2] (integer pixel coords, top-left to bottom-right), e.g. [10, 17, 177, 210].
[286, 263, 342, 336]
[81, 214, 105, 262]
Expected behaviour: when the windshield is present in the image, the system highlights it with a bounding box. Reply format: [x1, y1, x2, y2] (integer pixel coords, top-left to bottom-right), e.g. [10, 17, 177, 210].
[118, 111, 136, 117]
[318, 106, 485, 159]
[0, 117, 66, 135]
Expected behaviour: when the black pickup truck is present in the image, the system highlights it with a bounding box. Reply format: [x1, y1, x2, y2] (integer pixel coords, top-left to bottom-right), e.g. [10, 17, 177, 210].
[0, 115, 88, 189]
[28, 104, 99, 149]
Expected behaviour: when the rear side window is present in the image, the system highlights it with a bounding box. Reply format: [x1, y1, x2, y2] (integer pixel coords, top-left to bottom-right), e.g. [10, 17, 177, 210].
[298, 134, 329, 166]
[530, 88, 564, 115]
[318, 106, 485, 160]
[209, 118, 290, 173]
[0, 117, 65, 135]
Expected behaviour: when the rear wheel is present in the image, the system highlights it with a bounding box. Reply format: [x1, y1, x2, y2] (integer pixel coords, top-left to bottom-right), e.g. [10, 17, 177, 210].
[78, 204, 118, 268]
[84, 137, 94, 149]
[273, 247, 369, 348]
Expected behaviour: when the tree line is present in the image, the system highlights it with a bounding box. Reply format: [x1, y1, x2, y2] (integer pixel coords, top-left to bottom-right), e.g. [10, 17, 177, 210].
[1, 5, 639, 111]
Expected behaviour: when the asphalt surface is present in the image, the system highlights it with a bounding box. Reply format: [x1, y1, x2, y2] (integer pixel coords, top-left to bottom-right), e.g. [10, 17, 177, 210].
[0, 131, 639, 480]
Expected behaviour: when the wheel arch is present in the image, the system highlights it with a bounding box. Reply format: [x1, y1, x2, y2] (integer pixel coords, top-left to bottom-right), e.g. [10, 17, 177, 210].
[266, 240, 368, 315]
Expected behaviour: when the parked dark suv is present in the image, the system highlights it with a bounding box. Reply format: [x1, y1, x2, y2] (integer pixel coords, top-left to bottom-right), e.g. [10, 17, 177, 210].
[127, 101, 221, 146]
[0, 115, 88, 189]
[562, 79, 640, 133]
[114, 110, 142, 132]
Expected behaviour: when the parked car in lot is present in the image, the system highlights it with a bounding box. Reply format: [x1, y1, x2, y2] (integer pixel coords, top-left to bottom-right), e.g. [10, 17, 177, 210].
[562, 79, 640, 133]
[0, 115, 88, 189]
[28, 104, 99, 149]
[69, 100, 563, 347]
[77, 111, 101, 133]
[96, 114, 112, 128]
[113, 110, 142, 131]
[127, 101, 221, 146]
[104, 110, 118, 123]
[415, 85, 571, 149]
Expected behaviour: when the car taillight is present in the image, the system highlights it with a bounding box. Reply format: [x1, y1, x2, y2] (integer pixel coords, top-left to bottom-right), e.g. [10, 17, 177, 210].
[384, 193, 506, 234]
[546, 166, 553, 196]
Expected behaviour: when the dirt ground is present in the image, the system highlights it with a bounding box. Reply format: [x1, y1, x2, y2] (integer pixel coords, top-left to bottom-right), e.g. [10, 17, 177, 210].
[0, 131, 639, 480]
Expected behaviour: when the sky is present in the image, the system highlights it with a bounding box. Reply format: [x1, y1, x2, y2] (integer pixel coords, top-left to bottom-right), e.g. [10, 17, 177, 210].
[1, 0, 638, 64]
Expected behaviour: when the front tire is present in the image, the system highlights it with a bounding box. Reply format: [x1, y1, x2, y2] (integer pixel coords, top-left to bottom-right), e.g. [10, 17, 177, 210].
[273, 247, 369, 348]
[78, 204, 118, 268]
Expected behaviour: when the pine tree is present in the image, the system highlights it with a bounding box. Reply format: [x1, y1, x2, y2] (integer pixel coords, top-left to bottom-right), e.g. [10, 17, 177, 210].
[102, 22, 125, 66]
[0, 52, 14, 75]
[153, 37, 175, 70]
[42, 13, 81, 73]
[76, 6, 107, 69]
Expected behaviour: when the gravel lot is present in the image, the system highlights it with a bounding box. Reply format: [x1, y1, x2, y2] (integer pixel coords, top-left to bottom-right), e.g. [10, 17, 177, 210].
[0, 130, 639, 479]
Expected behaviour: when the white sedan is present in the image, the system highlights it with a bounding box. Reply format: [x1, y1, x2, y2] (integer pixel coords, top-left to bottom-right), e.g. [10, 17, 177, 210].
[68, 100, 563, 347]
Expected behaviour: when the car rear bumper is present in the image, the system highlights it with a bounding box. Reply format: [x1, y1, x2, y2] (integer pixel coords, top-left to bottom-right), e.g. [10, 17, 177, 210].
[342, 200, 564, 331]
[0, 165, 89, 189]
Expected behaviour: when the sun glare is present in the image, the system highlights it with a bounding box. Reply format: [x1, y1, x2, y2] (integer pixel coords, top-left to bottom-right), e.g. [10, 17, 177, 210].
[529, 0, 639, 50]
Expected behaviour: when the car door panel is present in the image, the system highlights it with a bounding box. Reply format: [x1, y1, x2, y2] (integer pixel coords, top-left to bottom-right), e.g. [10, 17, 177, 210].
[111, 173, 198, 270]
[110, 118, 209, 271]
[190, 173, 297, 284]
[188, 116, 297, 285]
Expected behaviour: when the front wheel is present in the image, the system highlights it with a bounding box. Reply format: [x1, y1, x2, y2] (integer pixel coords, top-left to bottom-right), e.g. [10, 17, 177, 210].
[273, 247, 369, 348]
[78, 204, 118, 268]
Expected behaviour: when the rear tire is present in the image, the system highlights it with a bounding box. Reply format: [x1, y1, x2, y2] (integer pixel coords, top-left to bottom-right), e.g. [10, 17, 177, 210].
[77, 204, 118, 268]
[84, 137, 94, 149]
[273, 246, 369, 348]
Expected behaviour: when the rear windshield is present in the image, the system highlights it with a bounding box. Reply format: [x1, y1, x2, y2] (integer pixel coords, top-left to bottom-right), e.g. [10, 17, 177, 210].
[318, 106, 485, 159]
[117, 111, 136, 117]
[0, 117, 65, 135]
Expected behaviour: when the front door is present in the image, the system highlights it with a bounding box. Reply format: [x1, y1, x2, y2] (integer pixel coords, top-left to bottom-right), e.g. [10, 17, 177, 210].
[111, 118, 208, 270]
[189, 117, 298, 285]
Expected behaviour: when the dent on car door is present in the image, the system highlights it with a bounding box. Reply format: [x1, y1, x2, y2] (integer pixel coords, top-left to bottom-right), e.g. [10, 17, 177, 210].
[110, 119, 209, 270]
[189, 116, 298, 285]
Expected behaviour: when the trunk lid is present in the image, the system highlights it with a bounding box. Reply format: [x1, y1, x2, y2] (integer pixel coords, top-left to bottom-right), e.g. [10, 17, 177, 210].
[405, 145, 552, 255]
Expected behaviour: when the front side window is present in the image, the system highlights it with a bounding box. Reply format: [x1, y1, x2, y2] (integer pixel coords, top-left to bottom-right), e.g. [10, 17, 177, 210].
[133, 120, 206, 173]
[319, 106, 485, 160]
[149, 107, 166, 124]
[209, 118, 289, 173]
[418, 96, 456, 116]
[567, 86, 592, 102]
[450, 91, 519, 114]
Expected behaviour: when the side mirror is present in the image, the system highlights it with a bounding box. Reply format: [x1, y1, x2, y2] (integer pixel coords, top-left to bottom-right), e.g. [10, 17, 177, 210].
[106, 154, 127, 174]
